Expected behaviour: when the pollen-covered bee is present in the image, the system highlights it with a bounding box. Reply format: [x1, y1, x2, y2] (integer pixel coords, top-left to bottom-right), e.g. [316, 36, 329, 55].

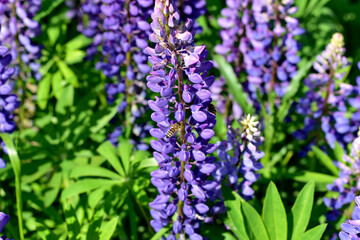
[208, 103, 217, 116]
[166, 122, 181, 138]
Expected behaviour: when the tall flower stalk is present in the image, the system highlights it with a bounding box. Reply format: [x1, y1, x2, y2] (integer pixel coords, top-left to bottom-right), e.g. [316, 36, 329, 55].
[146, 1, 217, 238]
[80, 0, 153, 148]
[324, 128, 360, 223]
[215, 0, 303, 114]
[214, 114, 264, 202]
[294, 33, 358, 151]
[0, 43, 20, 168]
[0, 0, 42, 129]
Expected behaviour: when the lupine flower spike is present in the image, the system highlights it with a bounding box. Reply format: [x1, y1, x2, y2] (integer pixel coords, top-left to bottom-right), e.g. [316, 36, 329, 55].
[214, 0, 303, 114]
[295, 33, 359, 151]
[325, 128, 360, 222]
[80, 0, 153, 149]
[214, 114, 264, 203]
[146, 0, 217, 238]
[0, 43, 20, 168]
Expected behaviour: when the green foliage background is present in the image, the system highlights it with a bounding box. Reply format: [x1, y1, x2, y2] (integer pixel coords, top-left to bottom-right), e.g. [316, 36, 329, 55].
[0, 0, 360, 239]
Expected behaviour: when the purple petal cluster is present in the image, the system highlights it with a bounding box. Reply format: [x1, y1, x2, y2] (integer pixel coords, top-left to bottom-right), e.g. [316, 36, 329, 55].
[215, 0, 303, 112]
[0, 212, 12, 240]
[0, 0, 42, 81]
[214, 114, 264, 201]
[295, 33, 359, 149]
[339, 196, 360, 240]
[146, 1, 217, 238]
[80, 0, 153, 147]
[324, 128, 360, 223]
[0, 45, 20, 168]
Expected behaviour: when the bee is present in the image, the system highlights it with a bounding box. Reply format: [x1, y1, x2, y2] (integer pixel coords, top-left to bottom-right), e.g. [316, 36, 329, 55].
[166, 122, 181, 138]
[208, 103, 217, 116]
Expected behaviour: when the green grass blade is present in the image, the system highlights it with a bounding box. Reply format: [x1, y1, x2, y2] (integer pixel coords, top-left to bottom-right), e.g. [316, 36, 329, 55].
[312, 146, 339, 175]
[0, 133, 24, 240]
[214, 54, 254, 114]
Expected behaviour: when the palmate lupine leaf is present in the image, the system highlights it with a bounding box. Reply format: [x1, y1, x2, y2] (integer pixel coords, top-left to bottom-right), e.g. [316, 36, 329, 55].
[224, 181, 326, 240]
[97, 141, 126, 177]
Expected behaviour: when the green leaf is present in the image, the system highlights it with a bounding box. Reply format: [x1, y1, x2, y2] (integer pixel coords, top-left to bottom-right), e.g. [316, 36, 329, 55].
[214, 54, 254, 114]
[61, 179, 120, 200]
[222, 186, 249, 240]
[37, 74, 52, 110]
[34, 0, 65, 21]
[97, 141, 126, 177]
[99, 217, 119, 240]
[55, 85, 74, 114]
[287, 171, 336, 185]
[118, 138, 134, 174]
[262, 182, 287, 240]
[334, 141, 345, 163]
[299, 224, 327, 240]
[47, 26, 60, 45]
[241, 199, 270, 240]
[0, 133, 24, 240]
[65, 35, 93, 52]
[288, 181, 315, 240]
[70, 165, 123, 180]
[65, 50, 87, 65]
[63, 202, 81, 240]
[89, 100, 120, 134]
[56, 60, 79, 87]
[44, 171, 62, 208]
[312, 146, 338, 175]
[150, 227, 169, 240]
[52, 71, 64, 100]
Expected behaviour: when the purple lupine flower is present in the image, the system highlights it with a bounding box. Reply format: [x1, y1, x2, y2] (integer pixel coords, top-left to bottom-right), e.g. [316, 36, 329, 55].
[339, 196, 360, 240]
[214, 0, 303, 113]
[295, 33, 359, 150]
[214, 114, 264, 203]
[146, 1, 217, 238]
[324, 128, 360, 223]
[0, 44, 20, 168]
[0, 212, 12, 240]
[0, 0, 42, 81]
[80, 0, 153, 148]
